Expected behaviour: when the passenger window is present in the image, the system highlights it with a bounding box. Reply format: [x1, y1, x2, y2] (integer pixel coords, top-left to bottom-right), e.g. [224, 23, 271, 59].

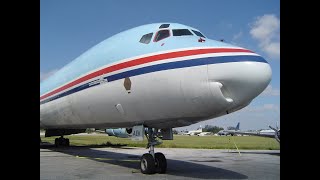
[192, 30, 206, 38]
[172, 29, 193, 36]
[139, 33, 153, 44]
[154, 30, 170, 42]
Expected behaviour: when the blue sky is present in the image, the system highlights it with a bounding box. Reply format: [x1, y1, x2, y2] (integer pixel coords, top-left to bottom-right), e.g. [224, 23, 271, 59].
[40, 0, 280, 131]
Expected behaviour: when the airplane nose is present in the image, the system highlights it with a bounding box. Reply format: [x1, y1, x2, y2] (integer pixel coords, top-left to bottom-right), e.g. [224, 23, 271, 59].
[207, 58, 272, 109]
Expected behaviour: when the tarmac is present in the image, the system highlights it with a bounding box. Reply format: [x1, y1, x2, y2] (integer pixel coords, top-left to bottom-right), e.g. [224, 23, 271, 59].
[40, 143, 279, 180]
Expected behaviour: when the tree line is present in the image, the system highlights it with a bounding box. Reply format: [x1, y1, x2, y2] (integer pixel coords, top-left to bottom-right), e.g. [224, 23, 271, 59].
[202, 125, 224, 134]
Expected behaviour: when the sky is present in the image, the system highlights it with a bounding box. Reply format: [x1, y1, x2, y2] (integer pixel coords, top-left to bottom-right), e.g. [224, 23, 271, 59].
[40, 0, 280, 131]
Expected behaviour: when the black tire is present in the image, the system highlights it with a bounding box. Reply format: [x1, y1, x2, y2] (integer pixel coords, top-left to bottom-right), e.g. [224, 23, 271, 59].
[54, 138, 59, 147]
[140, 153, 155, 174]
[155, 152, 167, 174]
[61, 138, 68, 147]
[61, 138, 66, 146]
[66, 139, 70, 146]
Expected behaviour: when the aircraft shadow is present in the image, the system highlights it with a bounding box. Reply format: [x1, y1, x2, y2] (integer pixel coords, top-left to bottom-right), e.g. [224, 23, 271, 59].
[225, 151, 280, 156]
[41, 144, 248, 179]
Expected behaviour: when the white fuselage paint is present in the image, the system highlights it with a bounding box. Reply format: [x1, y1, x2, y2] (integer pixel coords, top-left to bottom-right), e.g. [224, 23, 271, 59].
[40, 59, 271, 129]
[40, 23, 272, 130]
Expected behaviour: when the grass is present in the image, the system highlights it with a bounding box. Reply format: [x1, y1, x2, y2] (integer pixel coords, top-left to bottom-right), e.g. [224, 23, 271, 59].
[41, 134, 280, 150]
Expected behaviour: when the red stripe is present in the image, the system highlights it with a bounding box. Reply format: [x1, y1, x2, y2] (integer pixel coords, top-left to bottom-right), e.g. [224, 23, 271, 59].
[40, 48, 252, 100]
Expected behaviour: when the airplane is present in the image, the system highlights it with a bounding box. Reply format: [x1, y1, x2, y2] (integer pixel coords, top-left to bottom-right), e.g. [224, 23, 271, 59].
[181, 126, 203, 135]
[226, 123, 280, 143]
[197, 132, 212, 136]
[40, 22, 272, 174]
[217, 122, 240, 136]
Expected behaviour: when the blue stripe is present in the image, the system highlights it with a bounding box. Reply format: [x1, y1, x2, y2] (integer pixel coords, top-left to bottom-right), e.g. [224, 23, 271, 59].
[40, 55, 267, 105]
[40, 82, 100, 105]
[107, 55, 266, 82]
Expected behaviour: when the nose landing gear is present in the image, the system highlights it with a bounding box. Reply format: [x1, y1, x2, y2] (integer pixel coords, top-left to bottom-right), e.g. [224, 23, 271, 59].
[140, 128, 167, 174]
[54, 136, 70, 147]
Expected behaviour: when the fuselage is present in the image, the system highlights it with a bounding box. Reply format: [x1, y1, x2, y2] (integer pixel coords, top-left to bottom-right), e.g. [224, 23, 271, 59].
[259, 129, 275, 136]
[40, 23, 272, 129]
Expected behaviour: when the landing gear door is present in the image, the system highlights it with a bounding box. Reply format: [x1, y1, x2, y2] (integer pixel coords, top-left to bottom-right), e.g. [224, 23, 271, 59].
[161, 128, 173, 140]
[131, 125, 145, 141]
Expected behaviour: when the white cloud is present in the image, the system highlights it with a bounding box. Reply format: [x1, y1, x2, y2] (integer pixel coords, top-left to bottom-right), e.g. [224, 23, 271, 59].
[249, 14, 280, 59]
[40, 69, 58, 82]
[261, 85, 280, 96]
[218, 21, 233, 29]
[263, 42, 280, 57]
[242, 104, 279, 113]
[232, 31, 243, 41]
[263, 104, 279, 111]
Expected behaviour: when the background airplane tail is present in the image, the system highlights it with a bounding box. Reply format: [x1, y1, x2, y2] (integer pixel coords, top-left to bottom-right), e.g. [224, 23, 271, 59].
[235, 122, 240, 131]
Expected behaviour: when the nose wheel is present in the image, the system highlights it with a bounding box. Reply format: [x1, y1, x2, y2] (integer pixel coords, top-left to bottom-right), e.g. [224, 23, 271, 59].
[155, 152, 167, 173]
[140, 153, 155, 174]
[54, 136, 70, 147]
[140, 128, 167, 174]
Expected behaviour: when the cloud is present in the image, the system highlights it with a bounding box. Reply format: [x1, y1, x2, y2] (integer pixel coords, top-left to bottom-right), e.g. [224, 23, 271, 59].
[232, 31, 243, 41]
[242, 104, 279, 113]
[218, 21, 233, 29]
[249, 14, 280, 59]
[261, 85, 280, 96]
[40, 69, 58, 82]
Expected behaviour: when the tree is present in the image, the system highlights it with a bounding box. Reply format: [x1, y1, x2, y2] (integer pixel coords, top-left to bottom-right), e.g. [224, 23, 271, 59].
[203, 125, 224, 134]
[172, 129, 179, 134]
[227, 126, 236, 130]
[85, 128, 95, 134]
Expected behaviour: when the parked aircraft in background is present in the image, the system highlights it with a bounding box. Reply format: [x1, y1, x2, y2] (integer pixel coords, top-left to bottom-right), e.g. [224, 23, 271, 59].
[40, 23, 272, 174]
[182, 126, 203, 136]
[217, 122, 240, 136]
[225, 123, 280, 143]
[197, 132, 212, 136]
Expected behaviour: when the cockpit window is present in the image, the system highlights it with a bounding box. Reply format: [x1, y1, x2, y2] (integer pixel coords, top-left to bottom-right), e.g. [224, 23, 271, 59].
[192, 30, 206, 38]
[159, 24, 170, 28]
[154, 30, 170, 42]
[172, 29, 193, 36]
[139, 33, 153, 44]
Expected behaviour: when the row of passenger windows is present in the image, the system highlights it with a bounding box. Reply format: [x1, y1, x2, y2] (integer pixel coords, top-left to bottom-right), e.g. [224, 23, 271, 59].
[139, 29, 206, 44]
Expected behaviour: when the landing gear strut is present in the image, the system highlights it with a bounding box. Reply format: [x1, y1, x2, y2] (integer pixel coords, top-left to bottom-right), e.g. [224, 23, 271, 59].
[140, 128, 167, 174]
[54, 136, 70, 147]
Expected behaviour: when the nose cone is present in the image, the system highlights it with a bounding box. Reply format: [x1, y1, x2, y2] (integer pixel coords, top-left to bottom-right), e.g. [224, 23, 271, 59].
[208, 58, 272, 108]
[232, 61, 272, 102]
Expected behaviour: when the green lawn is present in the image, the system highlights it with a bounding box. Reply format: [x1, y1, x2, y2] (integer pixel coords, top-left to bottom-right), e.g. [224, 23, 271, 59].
[41, 134, 279, 150]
